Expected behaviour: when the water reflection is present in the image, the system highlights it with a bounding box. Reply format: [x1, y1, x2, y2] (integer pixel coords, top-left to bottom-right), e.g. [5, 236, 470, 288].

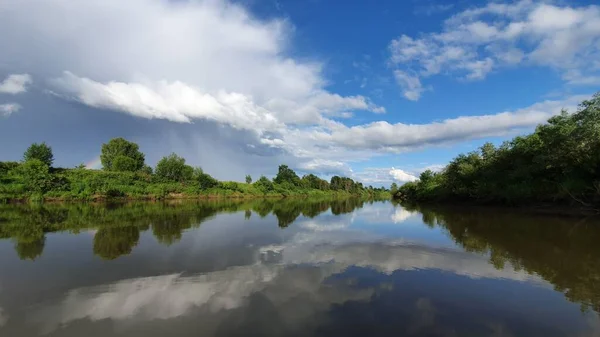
[0, 198, 370, 260]
[0, 199, 599, 336]
[400, 202, 600, 313]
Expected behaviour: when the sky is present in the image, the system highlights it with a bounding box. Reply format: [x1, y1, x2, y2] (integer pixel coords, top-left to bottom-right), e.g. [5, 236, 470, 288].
[0, 0, 599, 186]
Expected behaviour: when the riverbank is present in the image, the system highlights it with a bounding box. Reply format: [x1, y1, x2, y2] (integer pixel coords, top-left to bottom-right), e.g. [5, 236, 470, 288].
[3, 189, 390, 203]
[1, 165, 390, 203]
[394, 93, 600, 213]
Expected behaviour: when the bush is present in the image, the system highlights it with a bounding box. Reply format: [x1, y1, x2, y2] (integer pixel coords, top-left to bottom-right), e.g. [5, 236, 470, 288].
[155, 153, 193, 182]
[193, 168, 219, 189]
[253, 176, 274, 194]
[20, 159, 53, 193]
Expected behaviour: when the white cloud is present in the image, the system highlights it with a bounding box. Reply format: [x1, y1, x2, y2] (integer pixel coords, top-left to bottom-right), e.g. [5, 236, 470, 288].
[0, 0, 382, 128]
[298, 159, 352, 176]
[0, 103, 21, 117]
[389, 1, 600, 99]
[0, 73, 31, 94]
[393, 70, 425, 101]
[389, 168, 418, 183]
[309, 95, 586, 151]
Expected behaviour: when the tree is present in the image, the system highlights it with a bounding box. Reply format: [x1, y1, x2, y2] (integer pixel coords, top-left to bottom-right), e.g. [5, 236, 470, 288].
[23, 142, 54, 167]
[273, 165, 300, 186]
[155, 153, 193, 182]
[193, 167, 218, 189]
[100, 138, 145, 171]
[390, 183, 399, 195]
[112, 155, 138, 172]
[245, 175, 252, 184]
[140, 165, 153, 175]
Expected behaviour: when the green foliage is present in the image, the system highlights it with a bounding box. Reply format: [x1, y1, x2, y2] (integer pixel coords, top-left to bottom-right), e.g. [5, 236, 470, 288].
[193, 167, 219, 189]
[0, 161, 20, 175]
[101, 138, 145, 171]
[140, 165, 153, 175]
[2, 137, 389, 201]
[23, 142, 54, 167]
[273, 165, 301, 186]
[253, 175, 274, 194]
[397, 93, 600, 208]
[112, 155, 139, 172]
[302, 174, 330, 190]
[390, 182, 398, 195]
[19, 159, 53, 193]
[155, 153, 193, 182]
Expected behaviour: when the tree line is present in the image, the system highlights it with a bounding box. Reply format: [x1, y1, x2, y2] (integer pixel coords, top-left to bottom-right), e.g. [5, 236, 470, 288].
[396, 93, 600, 210]
[0, 138, 389, 201]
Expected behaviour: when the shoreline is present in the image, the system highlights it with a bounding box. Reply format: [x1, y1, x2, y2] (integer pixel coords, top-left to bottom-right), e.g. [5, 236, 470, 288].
[2, 191, 390, 204]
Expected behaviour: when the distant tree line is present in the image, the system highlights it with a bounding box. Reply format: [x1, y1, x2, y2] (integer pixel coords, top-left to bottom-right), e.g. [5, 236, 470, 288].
[0, 138, 389, 201]
[396, 93, 600, 210]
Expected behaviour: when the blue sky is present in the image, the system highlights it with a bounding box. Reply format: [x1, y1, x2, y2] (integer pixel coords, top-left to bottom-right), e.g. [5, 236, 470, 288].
[0, 0, 598, 186]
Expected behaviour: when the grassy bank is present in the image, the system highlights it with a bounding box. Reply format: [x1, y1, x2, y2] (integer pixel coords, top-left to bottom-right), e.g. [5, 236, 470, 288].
[0, 163, 390, 203]
[395, 93, 600, 212]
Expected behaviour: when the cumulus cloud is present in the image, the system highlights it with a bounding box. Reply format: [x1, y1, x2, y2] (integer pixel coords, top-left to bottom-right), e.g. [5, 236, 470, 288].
[0, 74, 31, 94]
[0, 103, 21, 117]
[389, 168, 418, 183]
[389, 0, 600, 99]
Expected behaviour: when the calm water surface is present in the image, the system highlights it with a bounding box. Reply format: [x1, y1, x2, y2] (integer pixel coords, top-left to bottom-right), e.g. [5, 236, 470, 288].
[0, 199, 599, 336]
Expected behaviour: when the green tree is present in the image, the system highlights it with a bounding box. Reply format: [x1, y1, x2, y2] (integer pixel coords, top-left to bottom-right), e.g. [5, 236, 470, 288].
[112, 155, 138, 172]
[100, 138, 145, 171]
[193, 167, 219, 189]
[140, 165, 153, 175]
[390, 182, 399, 195]
[20, 159, 52, 193]
[23, 142, 54, 167]
[245, 175, 252, 184]
[273, 165, 300, 186]
[155, 153, 193, 182]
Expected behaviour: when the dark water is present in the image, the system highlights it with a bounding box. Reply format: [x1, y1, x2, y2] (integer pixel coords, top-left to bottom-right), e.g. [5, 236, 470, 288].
[1, 199, 599, 337]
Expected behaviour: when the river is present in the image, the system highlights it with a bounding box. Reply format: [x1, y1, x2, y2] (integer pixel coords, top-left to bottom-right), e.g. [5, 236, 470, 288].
[0, 199, 599, 336]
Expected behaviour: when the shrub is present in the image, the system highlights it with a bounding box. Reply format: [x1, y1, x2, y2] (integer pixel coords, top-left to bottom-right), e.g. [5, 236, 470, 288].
[20, 159, 53, 193]
[155, 153, 193, 182]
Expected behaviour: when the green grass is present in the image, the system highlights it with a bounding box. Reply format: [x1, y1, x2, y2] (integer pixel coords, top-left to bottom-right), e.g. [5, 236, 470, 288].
[0, 166, 390, 203]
